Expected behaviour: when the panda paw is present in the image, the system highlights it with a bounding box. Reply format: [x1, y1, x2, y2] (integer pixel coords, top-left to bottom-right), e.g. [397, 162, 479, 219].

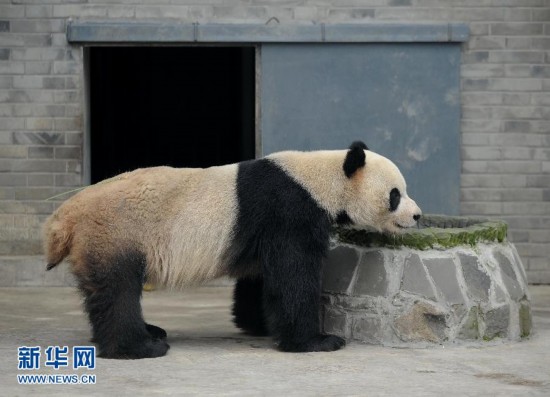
[98, 338, 170, 359]
[146, 323, 167, 340]
[278, 334, 346, 353]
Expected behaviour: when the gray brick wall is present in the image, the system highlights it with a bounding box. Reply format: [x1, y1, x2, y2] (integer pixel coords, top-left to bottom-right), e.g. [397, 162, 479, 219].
[0, 0, 549, 283]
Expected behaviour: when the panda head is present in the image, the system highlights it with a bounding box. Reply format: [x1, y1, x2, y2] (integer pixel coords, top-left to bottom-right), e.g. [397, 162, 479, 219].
[343, 141, 422, 234]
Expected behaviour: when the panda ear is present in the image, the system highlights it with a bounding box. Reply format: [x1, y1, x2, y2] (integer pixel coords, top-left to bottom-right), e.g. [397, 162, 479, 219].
[343, 141, 368, 178]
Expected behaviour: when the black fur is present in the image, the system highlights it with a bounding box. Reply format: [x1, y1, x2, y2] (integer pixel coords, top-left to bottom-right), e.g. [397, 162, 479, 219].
[78, 249, 169, 359]
[232, 278, 269, 336]
[335, 210, 353, 225]
[228, 159, 346, 352]
[389, 188, 401, 212]
[343, 141, 367, 178]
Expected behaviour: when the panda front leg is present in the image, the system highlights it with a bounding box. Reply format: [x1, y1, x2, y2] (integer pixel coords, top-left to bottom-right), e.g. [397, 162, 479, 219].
[78, 249, 170, 359]
[261, 250, 346, 352]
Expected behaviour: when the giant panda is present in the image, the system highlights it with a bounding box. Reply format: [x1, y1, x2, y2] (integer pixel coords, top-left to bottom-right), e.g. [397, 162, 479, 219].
[43, 141, 421, 359]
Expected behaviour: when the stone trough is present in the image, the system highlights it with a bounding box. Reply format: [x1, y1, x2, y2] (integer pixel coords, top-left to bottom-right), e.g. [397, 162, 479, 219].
[322, 215, 532, 346]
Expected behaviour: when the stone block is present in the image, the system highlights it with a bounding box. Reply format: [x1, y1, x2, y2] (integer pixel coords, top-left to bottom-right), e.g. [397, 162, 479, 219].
[519, 301, 532, 338]
[458, 253, 491, 301]
[424, 258, 464, 305]
[351, 316, 383, 344]
[401, 254, 435, 300]
[458, 306, 480, 340]
[323, 246, 359, 294]
[493, 250, 523, 301]
[323, 307, 348, 338]
[483, 305, 510, 340]
[353, 251, 388, 297]
[394, 301, 446, 343]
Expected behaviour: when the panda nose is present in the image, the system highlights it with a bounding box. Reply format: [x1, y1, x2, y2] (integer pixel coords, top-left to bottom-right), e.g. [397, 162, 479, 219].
[413, 214, 421, 222]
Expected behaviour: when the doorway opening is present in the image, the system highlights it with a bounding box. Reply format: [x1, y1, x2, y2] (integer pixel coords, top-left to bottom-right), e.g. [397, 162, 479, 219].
[88, 46, 256, 183]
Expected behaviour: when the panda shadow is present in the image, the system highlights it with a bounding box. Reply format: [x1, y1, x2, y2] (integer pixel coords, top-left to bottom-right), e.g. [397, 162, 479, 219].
[165, 332, 273, 351]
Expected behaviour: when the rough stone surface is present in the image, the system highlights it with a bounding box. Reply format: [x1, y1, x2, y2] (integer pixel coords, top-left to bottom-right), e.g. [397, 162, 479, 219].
[483, 305, 510, 340]
[351, 317, 383, 344]
[322, 246, 358, 295]
[424, 257, 464, 304]
[458, 306, 480, 340]
[394, 301, 446, 343]
[353, 251, 387, 297]
[459, 253, 491, 301]
[401, 254, 436, 300]
[519, 300, 532, 338]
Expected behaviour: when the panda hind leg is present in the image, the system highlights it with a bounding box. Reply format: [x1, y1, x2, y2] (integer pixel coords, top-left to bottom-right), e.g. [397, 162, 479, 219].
[232, 277, 270, 336]
[78, 249, 169, 359]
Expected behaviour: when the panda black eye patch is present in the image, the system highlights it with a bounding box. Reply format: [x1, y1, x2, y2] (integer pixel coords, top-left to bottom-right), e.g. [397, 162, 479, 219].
[389, 188, 401, 212]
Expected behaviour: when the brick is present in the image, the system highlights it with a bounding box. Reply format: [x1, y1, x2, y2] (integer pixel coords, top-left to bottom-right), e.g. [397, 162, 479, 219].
[488, 51, 545, 64]
[27, 173, 54, 186]
[0, 21, 9, 32]
[503, 202, 549, 215]
[10, 159, 67, 173]
[502, 93, 531, 105]
[0, 173, 26, 186]
[55, 146, 81, 160]
[25, 117, 54, 130]
[461, 189, 501, 201]
[505, 37, 532, 49]
[9, 19, 65, 34]
[488, 78, 542, 91]
[54, 117, 81, 131]
[13, 76, 43, 89]
[0, 145, 27, 158]
[13, 131, 64, 145]
[135, 5, 189, 19]
[0, 187, 15, 200]
[501, 175, 528, 187]
[504, 8, 532, 21]
[0, 76, 12, 88]
[461, 175, 502, 188]
[28, 146, 54, 159]
[453, 8, 505, 22]
[491, 23, 543, 35]
[0, 117, 25, 130]
[0, 48, 9, 60]
[462, 64, 504, 78]
[294, 6, 317, 20]
[0, 61, 24, 74]
[532, 9, 550, 21]
[11, 48, 66, 61]
[532, 38, 550, 49]
[25, 5, 53, 18]
[52, 61, 80, 75]
[15, 187, 57, 200]
[24, 61, 52, 75]
[461, 202, 502, 215]
[42, 76, 65, 89]
[53, 5, 108, 18]
[462, 147, 501, 160]
[55, 173, 81, 187]
[328, 8, 375, 20]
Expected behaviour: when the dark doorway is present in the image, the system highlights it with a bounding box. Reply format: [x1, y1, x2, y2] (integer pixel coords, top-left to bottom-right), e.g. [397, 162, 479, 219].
[89, 46, 255, 183]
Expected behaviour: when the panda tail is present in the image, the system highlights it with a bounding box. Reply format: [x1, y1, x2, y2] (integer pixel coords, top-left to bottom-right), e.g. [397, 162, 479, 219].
[42, 215, 72, 271]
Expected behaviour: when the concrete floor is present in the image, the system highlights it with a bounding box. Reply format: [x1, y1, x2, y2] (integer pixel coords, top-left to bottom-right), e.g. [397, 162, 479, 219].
[0, 285, 549, 396]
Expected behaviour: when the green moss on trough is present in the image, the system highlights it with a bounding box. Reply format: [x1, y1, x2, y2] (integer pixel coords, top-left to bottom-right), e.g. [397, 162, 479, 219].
[333, 215, 508, 250]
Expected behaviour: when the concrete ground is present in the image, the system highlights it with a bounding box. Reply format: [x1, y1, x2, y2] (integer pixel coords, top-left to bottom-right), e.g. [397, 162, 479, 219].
[0, 285, 549, 397]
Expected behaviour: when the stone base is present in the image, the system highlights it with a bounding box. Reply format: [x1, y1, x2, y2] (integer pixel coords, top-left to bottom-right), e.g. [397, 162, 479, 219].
[322, 240, 532, 346]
